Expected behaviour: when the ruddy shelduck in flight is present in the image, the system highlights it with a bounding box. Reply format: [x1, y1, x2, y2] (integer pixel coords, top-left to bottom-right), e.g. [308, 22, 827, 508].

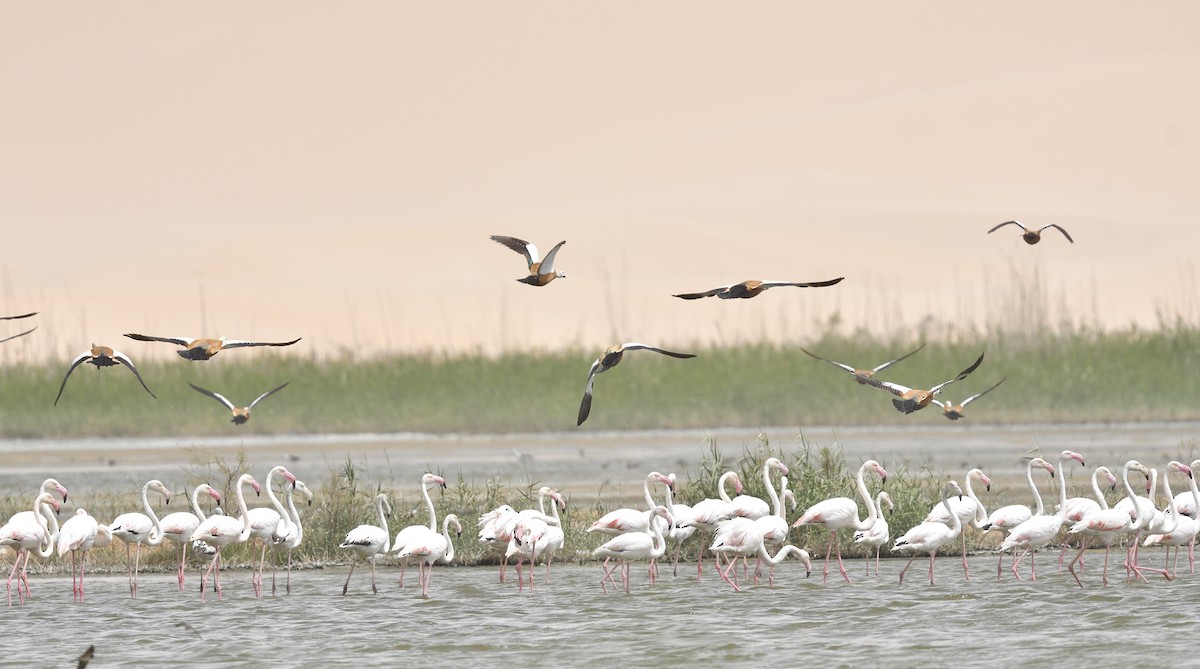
[988, 220, 1074, 245]
[861, 352, 985, 414]
[187, 381, 290, 425]
[123, 333, 302, 361]
[673, 277, 844, 300]
[930, 376, 1007, 420]
[577, 343, 696, 425]
[54, 344, 157, 405]
[800, 343, 926, 385]
[490, 235, 566, 286]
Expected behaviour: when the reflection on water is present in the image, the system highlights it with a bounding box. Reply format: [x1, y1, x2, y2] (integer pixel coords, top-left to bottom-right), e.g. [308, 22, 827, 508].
[5, 558, 1199, 667]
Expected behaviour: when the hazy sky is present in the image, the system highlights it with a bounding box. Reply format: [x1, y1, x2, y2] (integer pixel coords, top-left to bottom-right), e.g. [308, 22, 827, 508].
[3, 3, 1198, 361]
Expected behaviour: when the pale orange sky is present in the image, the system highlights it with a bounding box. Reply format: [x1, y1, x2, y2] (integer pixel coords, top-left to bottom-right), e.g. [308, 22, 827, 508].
[2, 3, 1198, 362]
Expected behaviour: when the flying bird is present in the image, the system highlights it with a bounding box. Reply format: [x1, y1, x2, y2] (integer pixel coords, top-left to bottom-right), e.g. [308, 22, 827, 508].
[931, 376, 1007, 420]
[0, 312, 37, 320]
[800, 343, 925, 385]
[490, 235, 566, 286]
[673, 277, 844, 300]
[54, 344, 157, 405]
[123, 333, 301, 360]
[187, 381, 290, 425]
[988, 220, 1074, 244]
[577, 343, 696, 425]
[860, 352, 985, 414]
[0, 326, 35, 344]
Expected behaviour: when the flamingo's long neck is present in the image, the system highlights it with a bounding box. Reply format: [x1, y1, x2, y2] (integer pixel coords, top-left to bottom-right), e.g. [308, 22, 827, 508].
[1090, 468, 1109, 511]
[642, 475, 659, 511]
[142, 482, 165, 546]
[964, 470, 987, 526]
[1119, 464, 1143, 530]
[717, 472, 736, 503]
[763, 463, 783, 517]
[1187, 470, 1200, 523]
[265, 469, 290, 536]
[235, 477, 254, 541]
[851, 463, 878, 531]
[422, 481, 438, 532]
[285, 487, 303, 545]
[441, 515, 456, 562]
[1138, 469, 1158, 530]
[1053, 457, 1072, 519]
[1159, 471, 1178, 535]
[376, 498, 391, 552]
[189, 486, 208, 523]
[649, 514, 667, 559]
[34, 496, 57, 557]
[757, 543, 806, 566]
[942, 488, 962, 538]
[1026, 460, 1045, 516]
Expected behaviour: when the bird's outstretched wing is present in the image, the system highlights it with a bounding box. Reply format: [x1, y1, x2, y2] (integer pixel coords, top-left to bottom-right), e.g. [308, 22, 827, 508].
[987, 220, 1027, 234]
[1040, 224, 1074, 243]
[929, 352, 986, 395]
[799, 347, 857, 374]
[959, 376, 1007, 408]
[112, 350, 157, 399]
[77, 644, 95, 669]
[490, 235, 538, 267]
[53, 351, 93, 406]
[870, 342, 926, 373]
[539, 240, 566, 273]
[0, 311, 37, 321]
[0, 326, 36, 344]
[222, 337, 302, 350]
[248, 381, 291, 409]
[860, 377, 914, 398]
[758, 277, 845, 289]
[188, 383, 236, 411]
[124, 333, 192, 346]
[577, 359, 602, 426]
[620, 343, 697, 359]
[672, 285, 732, 300]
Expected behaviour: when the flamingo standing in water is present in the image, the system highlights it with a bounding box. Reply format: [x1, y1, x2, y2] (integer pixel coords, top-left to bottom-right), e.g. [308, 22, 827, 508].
[0, 492, 60, 606]
[924, 467, 991, 579]
[189, 474, 262, 600]
[56, 509, 110, 602]
[398, 513, 462, 598]
[4, 478, 68, 602]
[661, 474, 696, 577]
[109, 479, 171, 599]
[893, 481, 964, 585]
[1056, 465, 1118, 572]
[980, 457, 1056, 578]
[270, 479, 314, 594]
[751, 462, 793, 586]
[791, 459, 889, 583]
[158, 483, 222, 590]
[710, 517, 812, 592]
[1143, 461, 1199, 577]
[853, 491, 893, 577]
[999, 450, 1086, 580]
[390, 473, 448, 588]
[593, 506, 673, 593]
[339, 493, 392, 595]
[677, 471, 744, 579]
[1067, 460, 1151, 587]
[504, 489, 566, 590]
[587, 471, 673, 581]
[477, 504, 519, 583]
[244, 466, 298, 597]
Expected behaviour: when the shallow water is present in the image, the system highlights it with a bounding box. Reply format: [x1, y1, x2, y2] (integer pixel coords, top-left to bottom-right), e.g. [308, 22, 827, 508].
[4, 554, 1197, 667]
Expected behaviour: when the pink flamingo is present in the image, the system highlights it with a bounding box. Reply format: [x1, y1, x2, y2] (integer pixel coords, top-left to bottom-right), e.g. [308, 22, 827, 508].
[893, 481, 964, 585]
[270, 479, 314, 595]
[504, 489, 566, 590]
[244, 466, 297, 596]
[752, 464, 793, 585]
[587, 472, 673, 580]
[0, 492, 60, 606]
[397, 514, 462, 598]
[56, 508, 111, 602]
[999, 450, 1086, 580]
[853, 491, 893, 577]
[710, 517, 812, 591]
[791, 459, 889, 583]
[1067, 460, 1151, 587]
[188, 473, 262, 600]
[3, 478, 68, 601]
[391, 473, 448, 588]
[1056, 465, 1117, 572]
[661, 474, 696, 577]
[676, 470, 742, 579]
[980, 457, 1056, 578]
[593, 506, 673, 593]
[109, 479, 171, 599]
[477, 504, 519, 582]
[158, 483, 222, 590]
[924, 467, 991, 579]
[1143, 461, 1199, 577]
[337, 493, 391, 595]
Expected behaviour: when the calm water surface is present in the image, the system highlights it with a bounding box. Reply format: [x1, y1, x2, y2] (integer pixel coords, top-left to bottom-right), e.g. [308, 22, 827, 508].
[5, 556, 1197, 667]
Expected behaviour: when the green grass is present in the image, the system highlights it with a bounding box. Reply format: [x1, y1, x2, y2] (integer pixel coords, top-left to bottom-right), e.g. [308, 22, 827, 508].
[3, 322, 1200, 437]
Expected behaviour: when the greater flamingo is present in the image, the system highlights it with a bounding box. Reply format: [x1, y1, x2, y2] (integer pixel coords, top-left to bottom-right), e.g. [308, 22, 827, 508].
[893, 481, 964, 586]
[710, 517, 812, 591]
[980, 457, 1056, 578]
[397, 514, 462, 598]
[675, 470, 742, 579]
[661, 474, 696, 576]
[56, 508, 105, 602]
[593, 506, 673, 593]
[390, 473, 448, 588]
[1142, 461, 1199, 577]
[6, 478, 69, 525]
[339, 493, 391, 595]
[999, 450, 1086, 580]
[924, 467, 991, 579]
[1056, 465, 1117, 572]
[1066, 460, 1150, 587]
[158, 483, 221, 590]
[477, 504, 519, 582]
[270, 479, 314, 594]
[0, 492, 60, 606]
[109, 479, 171, 598]
[188, 473, 262, 600]
[505, 489, 566, 590]
[244, 465, 297, 597]
[1169, 458, 1200, 518]
[791, 459, 889, 583]
[751, 462, 793, 586]
[587, 472, 673, 580]
[853, 490, 893, 577]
